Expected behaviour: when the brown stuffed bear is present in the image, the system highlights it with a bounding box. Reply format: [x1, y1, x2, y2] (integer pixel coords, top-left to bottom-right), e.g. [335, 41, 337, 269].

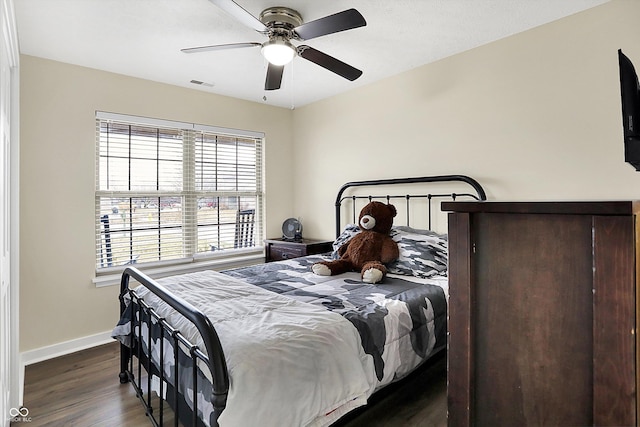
[312, 201, 399, 284]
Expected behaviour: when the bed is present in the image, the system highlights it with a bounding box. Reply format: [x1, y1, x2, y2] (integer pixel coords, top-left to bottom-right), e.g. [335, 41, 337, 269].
[112, 174, 487, 427]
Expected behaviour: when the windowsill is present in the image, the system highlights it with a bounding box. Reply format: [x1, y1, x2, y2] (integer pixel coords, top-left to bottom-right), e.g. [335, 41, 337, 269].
[93, 248, 264, 288]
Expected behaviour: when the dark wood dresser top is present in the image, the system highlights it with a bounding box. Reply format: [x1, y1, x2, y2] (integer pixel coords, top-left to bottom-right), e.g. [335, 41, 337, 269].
[442, 200, 640, 216]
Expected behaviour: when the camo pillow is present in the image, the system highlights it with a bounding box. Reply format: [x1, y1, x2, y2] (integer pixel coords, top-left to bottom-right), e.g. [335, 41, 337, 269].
[332, 225, 448, 278]
[388, 227, 448, 278]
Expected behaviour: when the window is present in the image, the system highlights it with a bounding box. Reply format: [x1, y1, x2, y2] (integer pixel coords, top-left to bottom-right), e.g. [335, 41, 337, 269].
[95, 112, 264, 272]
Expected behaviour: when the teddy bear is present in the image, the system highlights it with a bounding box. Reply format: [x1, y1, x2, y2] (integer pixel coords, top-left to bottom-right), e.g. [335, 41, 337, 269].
[312, 201, 399, 284]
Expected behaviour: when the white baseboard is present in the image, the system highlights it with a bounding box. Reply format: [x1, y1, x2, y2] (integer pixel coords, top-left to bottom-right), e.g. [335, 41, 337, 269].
[20, 330, 114, 367]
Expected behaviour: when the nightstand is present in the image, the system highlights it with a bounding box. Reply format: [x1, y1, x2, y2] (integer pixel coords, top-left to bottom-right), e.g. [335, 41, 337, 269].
[264, 238, 333, 262]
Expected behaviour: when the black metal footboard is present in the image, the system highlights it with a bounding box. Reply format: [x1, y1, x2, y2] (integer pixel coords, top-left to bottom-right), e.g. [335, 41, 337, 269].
[118, 267, 229, 427]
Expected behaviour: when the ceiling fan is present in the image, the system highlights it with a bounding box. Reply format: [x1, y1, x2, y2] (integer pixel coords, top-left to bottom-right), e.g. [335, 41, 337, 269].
[182, 0, 367, 91]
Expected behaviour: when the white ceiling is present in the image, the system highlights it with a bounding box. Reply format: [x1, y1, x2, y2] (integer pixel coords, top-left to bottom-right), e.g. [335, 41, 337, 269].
[15, 0, 609, 109]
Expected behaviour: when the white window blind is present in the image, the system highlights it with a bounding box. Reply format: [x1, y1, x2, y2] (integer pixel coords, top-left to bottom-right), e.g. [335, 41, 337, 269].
[95, 112, 264, 271]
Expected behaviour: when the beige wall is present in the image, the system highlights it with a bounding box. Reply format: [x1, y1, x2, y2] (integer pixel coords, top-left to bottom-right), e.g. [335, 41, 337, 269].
[19, 0, 640, 351]
[19, 56, 293, 351]
[292, 0, 640, 239]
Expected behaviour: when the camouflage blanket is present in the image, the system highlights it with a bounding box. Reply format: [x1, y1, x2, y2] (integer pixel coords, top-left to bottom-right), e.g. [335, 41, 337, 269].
[224, 254, 448, 387]
[113, 254, 448, 426]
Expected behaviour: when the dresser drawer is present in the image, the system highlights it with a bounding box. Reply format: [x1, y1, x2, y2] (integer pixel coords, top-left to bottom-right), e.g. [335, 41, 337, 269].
[269, 245, 304, 261]
[264, 238, 333, 263]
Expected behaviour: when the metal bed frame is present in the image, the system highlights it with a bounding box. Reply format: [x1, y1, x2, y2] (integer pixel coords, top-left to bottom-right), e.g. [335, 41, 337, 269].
[334, 174, 486, 236]
[118, 175, 486, 427]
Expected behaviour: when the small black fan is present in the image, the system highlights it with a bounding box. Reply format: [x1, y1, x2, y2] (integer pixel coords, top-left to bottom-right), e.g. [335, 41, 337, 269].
[182, 1, 367, 91]
[282, 218, 302, 241]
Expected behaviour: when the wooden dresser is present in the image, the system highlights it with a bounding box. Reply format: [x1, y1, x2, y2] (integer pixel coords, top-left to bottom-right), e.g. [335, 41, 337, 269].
[442, 201, 638, 427]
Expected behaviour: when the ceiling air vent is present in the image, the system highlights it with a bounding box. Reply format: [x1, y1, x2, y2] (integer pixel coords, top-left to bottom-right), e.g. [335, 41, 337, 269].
[190, 79, 214, 87]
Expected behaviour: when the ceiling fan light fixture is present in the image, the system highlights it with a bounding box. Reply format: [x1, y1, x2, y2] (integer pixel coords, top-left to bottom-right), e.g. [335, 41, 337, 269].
[261, 37, 296, 66]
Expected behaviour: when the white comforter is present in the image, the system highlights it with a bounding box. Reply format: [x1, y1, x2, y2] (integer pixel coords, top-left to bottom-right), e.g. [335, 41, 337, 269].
[133, 270, 378, 427]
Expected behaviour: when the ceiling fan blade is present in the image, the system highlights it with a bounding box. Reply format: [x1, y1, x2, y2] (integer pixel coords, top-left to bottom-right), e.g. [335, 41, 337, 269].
[294, 9, 366, 41]
[265, 63, 284, 91]
[181, 42, 261, 54]
[297, 45, 363, 81]
[208, 0, 268, 33]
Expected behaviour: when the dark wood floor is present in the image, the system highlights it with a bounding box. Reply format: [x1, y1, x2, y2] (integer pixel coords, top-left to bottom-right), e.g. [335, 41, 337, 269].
[18, 342, 447, 427]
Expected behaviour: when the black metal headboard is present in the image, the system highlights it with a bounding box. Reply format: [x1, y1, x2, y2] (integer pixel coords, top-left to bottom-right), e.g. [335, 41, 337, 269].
[335, 175, 487, 237]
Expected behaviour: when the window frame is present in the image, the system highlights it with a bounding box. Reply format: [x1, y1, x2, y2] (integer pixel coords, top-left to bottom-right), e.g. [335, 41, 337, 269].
[94, 111, 265, 280]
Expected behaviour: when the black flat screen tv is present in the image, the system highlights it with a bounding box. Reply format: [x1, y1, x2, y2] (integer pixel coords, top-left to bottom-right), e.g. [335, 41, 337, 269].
[618, 49, 640, 170]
